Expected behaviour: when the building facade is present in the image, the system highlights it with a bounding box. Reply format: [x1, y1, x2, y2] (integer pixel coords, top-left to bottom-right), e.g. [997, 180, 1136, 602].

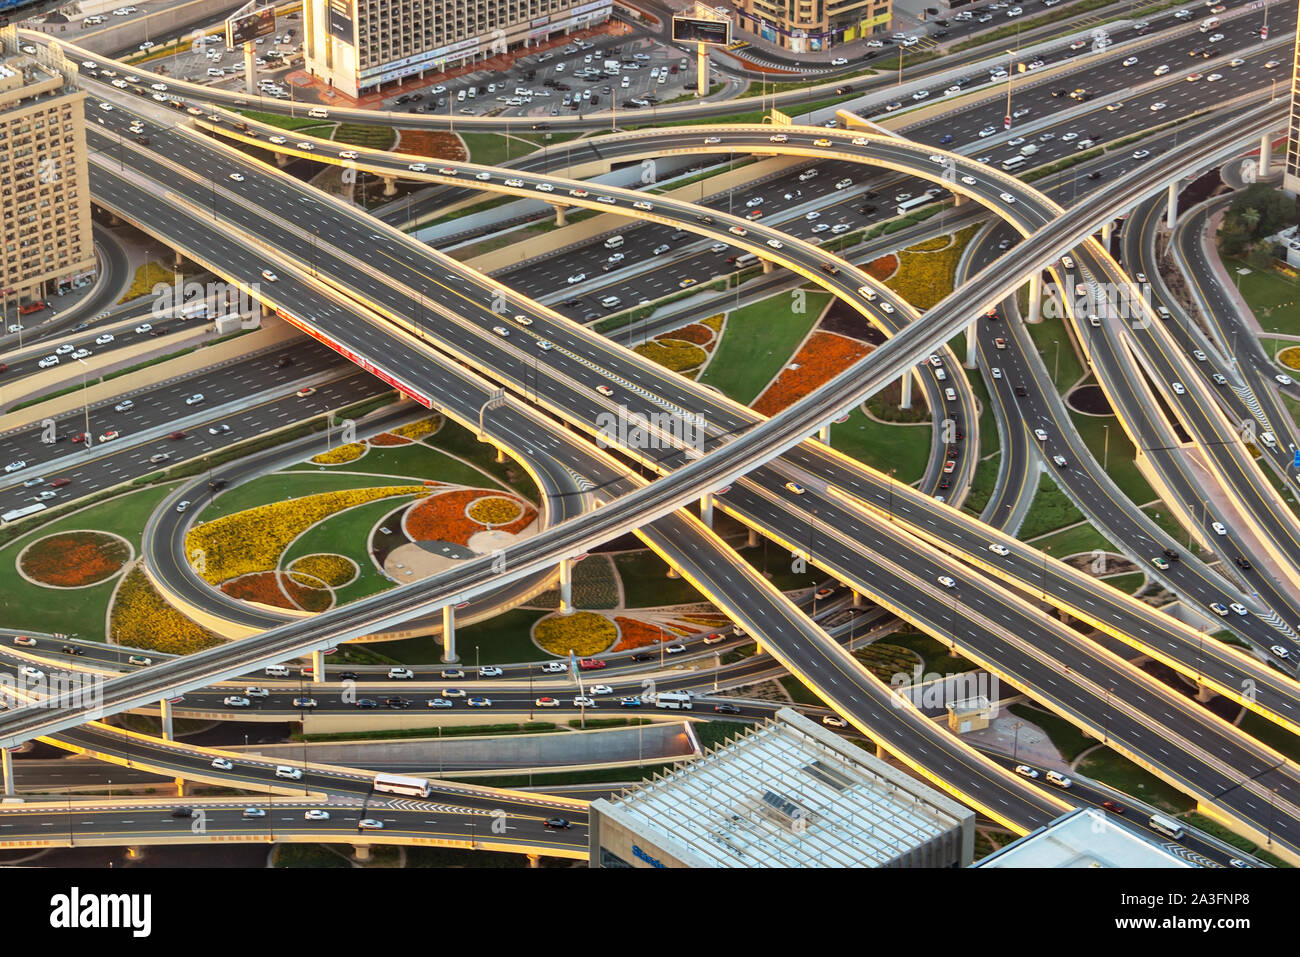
[732, 0, 892, 52]
[589, 709, 975, 867]
[302, 0, 612, 98]
[1286, 2, 1300, 194]
[0, 26, 94, 304]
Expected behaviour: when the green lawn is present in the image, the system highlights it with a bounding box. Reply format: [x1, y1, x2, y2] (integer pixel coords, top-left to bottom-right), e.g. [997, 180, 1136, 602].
[1008, 703, 1096, 762]
[1226, 258, 1300, 337]
[290, 443, 504, 490]
[737, 542, 825, 592]
[780, 675, 824, 706]
[280, 496, 419, 606]
[829, 407, 931, 485]
[1101, 572, 1146, 595]
[333, 123, 396, 150]
[368, 607, 550, 665]
[1026, 522, 1116, 557]
[1024, 316, 1085, 393]
[699, 292, 828, 404]
[460, 132, 539, 166]
[1141, 503, 1197, 549]
[880, 631, 979, 675]
[962, 451, 1000, 517]
[238, 110, 333, 132]
[614, 550, 703, 607]
[1237, 709, 1300, 764]
[0, 483, 179, 641]
[1076, 748, 1196, 814]
[1069, 410, 1156, 506]
[1019, 473, 1086, 539]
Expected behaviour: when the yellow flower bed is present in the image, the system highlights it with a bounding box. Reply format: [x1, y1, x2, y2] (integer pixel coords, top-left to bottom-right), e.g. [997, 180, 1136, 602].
[886, 224, 979, 310]
[906, 235, 953, 253]
[110, 567, 222, 654]
[701, 313, 725, 332]
[634, 339, 707, 373]
[467, 495, 524, 525]
[1278, 347, 1300, 371]
[288, 553, 356, 587]
[392, 415, 443, 440]
[311, 442, 366, 465]
[187, 486, 426, 584]
[117, 261, 174, 305]
[534, 611, 617, 657]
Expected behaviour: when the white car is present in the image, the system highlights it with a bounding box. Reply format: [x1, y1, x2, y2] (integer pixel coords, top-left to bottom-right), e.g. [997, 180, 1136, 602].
[387, 667, 414, 679]
[1034, 429, 1048, 442]
[210, 757, 233, 770]
[961, 175, 977, 186]
[535, 182, 555, 193]
[822, 715, 848, 728]
[988, 543, 1010, 556]
[1171, 382, 1185, 395]
[1271, 645, 1290, 659]
[998, 192, 1016, 204]
[261, 269, 278, 282]
[1211, 521, 1227, 536]
[304, 810, 330, 821]
[1132, 149, 1150, 160]
[134, 322, 153, 334]
[479, 666, 503, 678]
[572, 696, 595, 708]
[1149, 102, 1166, 112]
[1229, 603, 1249, 617]
[978, 126, 997, 138]
[1014, 764, 1039, 779]
[19, 666, 43, 680]
[242, 807, 266, 818]
[72, 349, 91, 361]
[566, 273, 586, 284]
[358, 819, 384, 830]
[588, 684, 613, 695]
[56, 343, 74, 355]
[1122, 57, 1138, 67]
[937, 576, 956, 588]
[1275, 373, 1293, 386]
[831, 57, 848, 66]
[185, 393, 204, 405]
[3, 461, 26, 474]
[222, 696, 251, 707]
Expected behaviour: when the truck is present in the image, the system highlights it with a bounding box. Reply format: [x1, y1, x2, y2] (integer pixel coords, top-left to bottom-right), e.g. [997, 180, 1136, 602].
[1019, 143, 1039, 157]
[604, 59, 621, 74]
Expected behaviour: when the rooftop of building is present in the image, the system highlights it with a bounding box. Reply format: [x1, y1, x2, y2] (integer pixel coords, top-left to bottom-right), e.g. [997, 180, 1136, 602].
[594, 707, 971, 867]
[975, 809, 1195, 868]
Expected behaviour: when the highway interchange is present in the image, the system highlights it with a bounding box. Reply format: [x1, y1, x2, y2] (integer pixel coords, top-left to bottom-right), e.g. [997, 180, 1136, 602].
[2, 0, 1300, 866]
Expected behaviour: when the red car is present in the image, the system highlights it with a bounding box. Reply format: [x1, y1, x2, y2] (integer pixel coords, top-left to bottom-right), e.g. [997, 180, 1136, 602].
[1102, 800, 1126, 814]
[578, 658, 606, 671]
[48, 478, 70, 488]
[69, 432, 87, 444]
[167, 431, 187, 440]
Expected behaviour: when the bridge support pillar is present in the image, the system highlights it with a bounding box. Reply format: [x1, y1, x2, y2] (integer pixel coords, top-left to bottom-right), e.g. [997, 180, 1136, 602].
[274, 152, 288, 167]
[853, 591, 863, 607]
[311, 650, 325, 683]
[1, 746, 12, 796]
[761, 259, 774, 274]
[699, 491, 714, 528]
[262, 302, 272, 319]
[1165, 180, 1178, 229]
[383, 176, 397, 197]
[559, 558, 574, 614]
[1027, 274, 1042, 324]
[876, 743, 887, 760]
[965, 319, 977, 368]
[818, 422, 831, 444]
[553, 204, 567, 227]
[353, 844, 372, 861]
[441, 604, 458, 663]
[160, 698, 174, 741]
[1100, 220, 1111, 245]
[527, 852, 542, 867]
[666, 565, 680, 579]
[173, 249, 184, 270]
[899, 370, 912, 410]
[174, 778, 186, 796]
[1259, 133, 1273, 178]
[952, 192, 965, 207]
[746, 528, 759, 548]
[495, 446, 506, 463]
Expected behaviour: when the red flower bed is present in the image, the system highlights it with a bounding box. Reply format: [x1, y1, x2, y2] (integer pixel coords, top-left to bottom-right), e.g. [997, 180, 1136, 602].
[281, 574, 333, 612]
[611, 616, 671, 652]
[656, 323, 713, 348]
[404, 489, 537, 545]
[368, 432, 411, 447]
[221, 572, 294, 608]
[21, 532, 129, 586]
[752, 332, 872, 417]
[864, 254, 898, 282]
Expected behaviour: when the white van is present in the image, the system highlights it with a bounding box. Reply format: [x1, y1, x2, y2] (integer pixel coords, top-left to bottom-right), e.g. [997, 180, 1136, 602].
[1260, 431, 1277, 450]
[604, 235, 625, 249]
[275, 765, 303, 780]
[1019, 143, 1038, 157]
[600, 295, 622, 308]
[944, 387, 957, 402]
[264, 664, 290, 677]
[1200, 15, 1219, 31]
[1045, 770, 1073, 788]
[307, 107, 328, 118]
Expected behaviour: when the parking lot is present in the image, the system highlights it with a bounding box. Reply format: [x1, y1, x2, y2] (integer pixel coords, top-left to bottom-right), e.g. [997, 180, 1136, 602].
[376, 35, 699, 119]
[136, 28, 301, 93]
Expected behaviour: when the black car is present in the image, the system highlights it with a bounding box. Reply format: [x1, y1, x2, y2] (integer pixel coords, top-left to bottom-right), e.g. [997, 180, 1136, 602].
[631, 652, 656, 662]
[543, 817, 571, 830]
[60, 645, 85, 656]
[1013, 386, 1028, 397]
[384, 697, 411, 709]
[171, 807, 194, 818]
[1087, 171, 1103, 180]
[713, 703, 741, 715]
[1162, 548, 1180, 561]
[356, 698, 378, 709]
[275, 355, 294, 367]
[1234, 556, 1253, 571]
[338, 671, 358, 681]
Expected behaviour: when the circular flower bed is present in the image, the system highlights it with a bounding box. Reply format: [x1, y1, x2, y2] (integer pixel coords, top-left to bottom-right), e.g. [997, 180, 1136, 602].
[533, 611, 617, 657]
[20, 531, 130, 587]
[221, 571, 333, 612]
[467, 495, 524, 526]
[1278, 346, 1300, 371]
[311, 442, 366, 465]
[288, 553, 357, 587]
[404, 488, 536, 545]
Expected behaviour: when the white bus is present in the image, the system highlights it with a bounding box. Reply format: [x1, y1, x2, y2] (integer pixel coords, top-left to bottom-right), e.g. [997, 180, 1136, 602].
[895, 193, 935, 216]
[654, 691, 694, 710]
[373, 772, 431, 798]
[734, 252, 758, 268]
[1148, 813, 1184, 839]
[1001, 155, 1028, 171]
[1, 503, 47, 525]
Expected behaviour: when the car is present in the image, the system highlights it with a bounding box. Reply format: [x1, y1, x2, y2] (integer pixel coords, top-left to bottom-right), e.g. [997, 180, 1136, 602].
[479, 666, 503, 678]
[994, 337, 1007, 349]
[260, 269, 278, 283]
[999, 192, 1016, 204]
[1171, 382, 1185, 395]
[784, 482, 806, 495]
[304, 810, 330, 821]
[134, 322, 153, 334]
[1211, 521, 1227, 536]
[296, 142, 315, 151]
[1150, 102, 1166, 112]
[426, 698, 453, 709]
[208, 424, 231, 435]
[292, 697, 317, 708]
[1229, 603, 1249, 617]
[937, 576, 956, 589]
[1102, 800, 1126, 814]
[1186, 72, 1202, 82]
[543, 817, 571, 830]
[11, 636, 36, 648]
[1209, 602, 1229, 617]
[37, 356, 59, 369]
[387, 667, 414, 679]
[1014, 764, 1039, 779]
[184, 393, 204, 406]
[1271, 645, 1290, 659]
[244, 687, 269, 698]
[295, 387, 316, 397]
[210, 757, 234, 771]
[813, 138, 832, 147]
[988, 543, 1011, 557]
[71, 348, 91, 361]
[1208, 32, 1223, 42]
[467, 696, 492, 707]
[662, 643, 687, 655]
[242, 807, 266, 819]
[1122, 57, 1138, 67]
[1234, 556, 1253, 571]
[1275, 373, 1293, 386]
[1228, 58, 1245, 67]
[540, 661, 566, 674]
[354, 698, 378, 709]
[713, 703, 741, 715]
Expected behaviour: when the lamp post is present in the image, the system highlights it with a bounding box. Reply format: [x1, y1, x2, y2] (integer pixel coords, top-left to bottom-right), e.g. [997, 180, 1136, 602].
[1102, 424, 1109, 470]
[75, 357, 91, 447]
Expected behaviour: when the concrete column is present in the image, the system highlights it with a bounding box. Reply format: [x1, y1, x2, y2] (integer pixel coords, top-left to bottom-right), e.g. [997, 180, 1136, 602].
[965, 319, 978, 368]
[527, 852, 541, 867]
[354, 844, 372, 861]
[818, 423, 831, 443]
[311, 650, 325, 683]
[553, 204, 567, 227]
[1165, 180, 1178, 228]
[1100, 221, 1111, 245]
[495, 446, 506, 463]
[261, 302, 272, 319]
[275, 152, 288, 167]
[173, 250, 184, 270]
[559, 558, 573, 614]
[853, 591, 863, 607]
[1027, 274, 1042, 323]
[441, 604, 458, 663]
[899, 370, 912, 410]
[746, 528, 760, 548]
[699, 491, 714, 528]
[383, 176, 397, 197]
[160, 698, 174, 741]
[876, 743, 887, 760]
[1259, 133, 1272, 178]
[761, 259, 774, 274]
[666, 565, 680, 579]
[174, 778, 186, 796]
[1, 747, 12, 796]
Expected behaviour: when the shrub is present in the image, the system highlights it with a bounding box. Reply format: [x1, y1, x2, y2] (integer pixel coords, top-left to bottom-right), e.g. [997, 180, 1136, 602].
[885, 225, 978, 310]
[392, 415, 443, 441]
[20, 531, 129, 587]
[864, 254, 898, 282]
[118, 261, 173, 305]
[186, 486, 427, 584]
[289, 553, 357, 587]
[655, 323, 713, 347]
[222, 572, 294, 608]
[534, 611, 617, 656]
[111, 567, 222, 654]
[310, 442, 367, 465]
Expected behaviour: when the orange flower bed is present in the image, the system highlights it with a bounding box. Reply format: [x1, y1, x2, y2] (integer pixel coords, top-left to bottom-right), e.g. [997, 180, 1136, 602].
[282, 575, 333, 612]
[752, 332, 872, 417]
[222, 572, 294, 609]
[611, 616, 671, 652]
[21, 532, 129, 587]
[396, 129, 466, 161]
[864, 254, 898, 282]
[368, 432, 411, 447]
[656, 323, 713, 348]
[404, 489, 537, 545]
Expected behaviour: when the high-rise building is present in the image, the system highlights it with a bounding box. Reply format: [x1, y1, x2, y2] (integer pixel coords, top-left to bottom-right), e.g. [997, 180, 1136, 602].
[302, 0, 613, 99]
[0, 26, 94, 305]
[1285, 5, 1300, 194]
[732, 0, 892, 52]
